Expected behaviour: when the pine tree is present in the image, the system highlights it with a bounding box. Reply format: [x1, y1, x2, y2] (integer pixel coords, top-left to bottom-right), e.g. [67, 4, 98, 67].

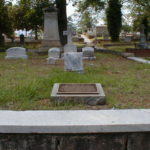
[106, 0, 122, 41]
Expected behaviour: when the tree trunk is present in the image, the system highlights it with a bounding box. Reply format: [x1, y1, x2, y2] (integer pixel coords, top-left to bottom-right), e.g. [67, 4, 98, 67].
[56, 0, 67, 46]
[35, 29, 38, 40]
[142, 17, 148, 41]
[106, 0, 122, 42]
[0, 31, 4, 46]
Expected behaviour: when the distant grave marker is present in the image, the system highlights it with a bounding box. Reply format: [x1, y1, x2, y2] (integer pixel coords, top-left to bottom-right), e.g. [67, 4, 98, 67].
[137, 24, 148, 49]
[82, 47, 96, 60]
[5, 47, 28, 59]
[47, 47, 61, 64]
[64, 26, 77, 53]
[63, 31, 68, 36]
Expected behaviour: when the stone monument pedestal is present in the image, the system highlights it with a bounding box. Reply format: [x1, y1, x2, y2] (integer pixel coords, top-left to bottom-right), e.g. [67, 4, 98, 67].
[38, 9, 61, 53]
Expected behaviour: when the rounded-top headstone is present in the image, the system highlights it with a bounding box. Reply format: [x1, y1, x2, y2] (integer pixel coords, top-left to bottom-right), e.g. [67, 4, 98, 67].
[82, 47, 94, 58]
[5, 47, 28, 59]
[48, 47, 61, 58]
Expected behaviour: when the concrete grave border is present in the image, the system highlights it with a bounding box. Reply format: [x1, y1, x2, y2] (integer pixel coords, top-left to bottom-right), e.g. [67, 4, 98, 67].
[51, 83, 106, 105]
[0, 109, 150, 134]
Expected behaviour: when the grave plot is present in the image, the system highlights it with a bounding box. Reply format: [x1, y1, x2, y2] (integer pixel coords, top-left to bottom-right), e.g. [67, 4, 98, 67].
[51, 83, 106, 105]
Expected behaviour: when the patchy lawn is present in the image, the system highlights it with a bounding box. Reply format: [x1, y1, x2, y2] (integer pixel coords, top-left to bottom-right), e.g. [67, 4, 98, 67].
[0, 51, 150, 110]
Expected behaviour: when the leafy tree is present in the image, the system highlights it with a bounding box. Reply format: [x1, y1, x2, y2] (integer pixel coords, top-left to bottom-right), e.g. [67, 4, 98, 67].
[106, 0, 122, 41]
[7, 4, 18, 42]
[68, 16, 77, 30]
[122, 24, 132, 33]
[128, 0, 150, 40]
[72, 0, 105, 33]
[15, 0, 32, 31]
[15, 0, 52, 39]
[142, 17, 149, 40]
[28, 0, 52, 40]
[0, 0, 13, 45]
[79, 10, 97, 32]
[73, 0, 105, 12]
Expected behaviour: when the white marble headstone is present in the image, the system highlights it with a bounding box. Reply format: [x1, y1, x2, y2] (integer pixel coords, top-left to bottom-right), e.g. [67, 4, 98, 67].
[47, 47, 60, 64]
[48, 47, 60, 58]
[5, 47, 28, 59]
[64, 52, 84, 72]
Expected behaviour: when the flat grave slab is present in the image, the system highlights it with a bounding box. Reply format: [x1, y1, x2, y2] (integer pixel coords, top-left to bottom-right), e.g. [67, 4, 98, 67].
[51, 83, 106, 105]
[0, 109, 150, 134]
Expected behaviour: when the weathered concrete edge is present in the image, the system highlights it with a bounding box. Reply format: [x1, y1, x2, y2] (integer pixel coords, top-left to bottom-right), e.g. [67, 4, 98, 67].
[0, 110, 150, 134]
[0, 124, 150, 134]
[127, 57, 150, 64]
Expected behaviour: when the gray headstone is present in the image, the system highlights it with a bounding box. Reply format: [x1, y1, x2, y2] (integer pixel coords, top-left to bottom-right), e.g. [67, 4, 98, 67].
[124, 36, 131, 42]
[82, 47, 94, 57]
[82, 47, 96, 60]
[64, 44, 77, 53]
[47, 47, 60, 64]
[138, 24, 148, 49]
[47, 57, 58, 65]
[64, 52, 84, 73]
[48, 47, 60, 58]
[64, 26, 77, 53]
[5, 47, 28, 59]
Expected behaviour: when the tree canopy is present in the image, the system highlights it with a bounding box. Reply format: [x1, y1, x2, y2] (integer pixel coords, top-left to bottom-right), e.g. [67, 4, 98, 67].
[0, 0, 150, 44]
[0, 0, 14, 44]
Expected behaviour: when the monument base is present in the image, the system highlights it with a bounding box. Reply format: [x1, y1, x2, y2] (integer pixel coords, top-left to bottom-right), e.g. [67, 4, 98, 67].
[37, 40, 62, 54]
[42, 40, 61, 48]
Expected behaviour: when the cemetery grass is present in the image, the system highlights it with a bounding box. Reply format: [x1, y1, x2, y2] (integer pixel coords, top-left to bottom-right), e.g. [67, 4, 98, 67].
[0, 52, 150, 110]
[107, 46, 134, 52]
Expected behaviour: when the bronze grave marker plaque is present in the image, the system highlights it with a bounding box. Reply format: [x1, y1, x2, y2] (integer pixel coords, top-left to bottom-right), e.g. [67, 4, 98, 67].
[58, 84, 98, 94]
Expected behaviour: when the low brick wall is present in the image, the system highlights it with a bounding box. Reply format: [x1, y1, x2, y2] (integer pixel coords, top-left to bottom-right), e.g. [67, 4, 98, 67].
[0, 133, 150, 150]
[126, 48, 150, 57]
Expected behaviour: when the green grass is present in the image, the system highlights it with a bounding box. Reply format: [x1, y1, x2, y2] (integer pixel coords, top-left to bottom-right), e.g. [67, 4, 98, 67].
[0, 52, 150, 110]
[73, 42, 86, 47]
[107, 45, 134, 52]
